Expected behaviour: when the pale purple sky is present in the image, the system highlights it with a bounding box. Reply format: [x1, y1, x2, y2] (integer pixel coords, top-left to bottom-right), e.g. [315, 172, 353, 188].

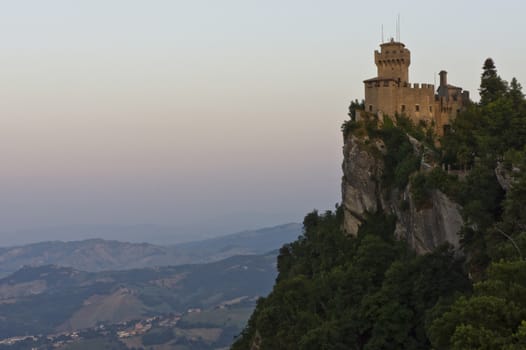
[0, 1, 524, 243]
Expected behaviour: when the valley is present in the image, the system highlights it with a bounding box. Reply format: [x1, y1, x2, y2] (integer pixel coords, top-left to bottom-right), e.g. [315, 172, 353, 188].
[0, 303, 254, 350]
[0, 224, 301, 349]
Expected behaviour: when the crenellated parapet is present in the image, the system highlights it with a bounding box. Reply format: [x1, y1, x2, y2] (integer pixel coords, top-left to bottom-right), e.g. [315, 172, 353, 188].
[365, 80, 435, 90]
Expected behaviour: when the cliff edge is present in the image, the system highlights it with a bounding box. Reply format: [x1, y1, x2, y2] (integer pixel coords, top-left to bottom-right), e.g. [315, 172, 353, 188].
[341, 116, 462, 254]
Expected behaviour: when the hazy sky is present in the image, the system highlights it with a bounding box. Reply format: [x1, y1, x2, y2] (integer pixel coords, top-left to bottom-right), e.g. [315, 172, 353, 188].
[0, 1, 524, 243]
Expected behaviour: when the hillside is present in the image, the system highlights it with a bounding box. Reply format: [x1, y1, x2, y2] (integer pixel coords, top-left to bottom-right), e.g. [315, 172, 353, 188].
[0, 252, 277, 340]
[175, 223, 301, 261]
[232, 60, 526, 349]
[0, 223, 300, 277]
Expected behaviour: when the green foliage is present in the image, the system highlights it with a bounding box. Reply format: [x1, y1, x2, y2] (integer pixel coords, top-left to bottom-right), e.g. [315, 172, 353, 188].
[344, 113, 423, 191]
[458, 164, 505, 228]
[232, 211, 470, 350]
[418, 66, 526, 342]
[394, 114, 430, 143]
[342, 113, 426, 195]
[379, 123, 420, 190]
[502, 149, 526, 231]
[342, 100, 366, 138]
[433, 59, 526, 277]
[443, 60, 526, 167]
[341, 119, 358, 139]
[410, 168, 461, 208]
[480, 58, 508, 106]
[348, 99, 365, 120]
[429, 260, 526, 350]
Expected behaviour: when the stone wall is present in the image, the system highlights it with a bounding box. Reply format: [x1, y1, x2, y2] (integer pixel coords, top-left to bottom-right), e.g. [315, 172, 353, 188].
[365, 81, 436, 123]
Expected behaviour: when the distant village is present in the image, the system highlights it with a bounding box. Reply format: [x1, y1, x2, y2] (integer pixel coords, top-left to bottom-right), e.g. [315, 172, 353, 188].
[0, 311, 185, 349]
[0, 294, 254, 350]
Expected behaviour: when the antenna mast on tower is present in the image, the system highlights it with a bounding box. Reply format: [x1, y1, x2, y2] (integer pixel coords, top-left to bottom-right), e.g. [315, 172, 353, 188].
[396, 14, 401, 42]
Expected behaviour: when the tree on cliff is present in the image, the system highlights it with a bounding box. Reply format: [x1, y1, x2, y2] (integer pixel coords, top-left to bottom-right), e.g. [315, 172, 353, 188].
[479, 58, 507, 106]
[444, 58, 526, 163]
[429, 261, 526, 350]
[231, 210, 470, 350]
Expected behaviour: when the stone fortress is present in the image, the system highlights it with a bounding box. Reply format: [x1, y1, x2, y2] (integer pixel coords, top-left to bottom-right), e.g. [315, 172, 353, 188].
[341, 39, 469, 252]
[362, 38, 470, 135]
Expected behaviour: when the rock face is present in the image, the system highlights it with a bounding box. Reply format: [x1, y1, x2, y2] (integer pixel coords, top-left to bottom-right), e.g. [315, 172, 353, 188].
[495, 161, 520, 192]
[341, 135, 383, 235]
[342, 133, 463, 254]
[394, 188, 462, 254]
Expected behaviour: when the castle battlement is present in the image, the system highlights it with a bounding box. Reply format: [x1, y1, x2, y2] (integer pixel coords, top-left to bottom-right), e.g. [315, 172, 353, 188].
[363, 41, 469, 135]
[403, 83, 435, 90]
[365, 81, 435, 91]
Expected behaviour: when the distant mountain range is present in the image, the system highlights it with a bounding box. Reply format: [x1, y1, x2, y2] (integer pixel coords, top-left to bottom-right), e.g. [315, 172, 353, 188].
[0, 224, 195, 247]
[0, 223, 301, 277]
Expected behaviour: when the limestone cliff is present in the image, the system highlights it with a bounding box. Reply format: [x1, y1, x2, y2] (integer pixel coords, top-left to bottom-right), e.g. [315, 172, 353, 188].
[341, 130, 462, 254]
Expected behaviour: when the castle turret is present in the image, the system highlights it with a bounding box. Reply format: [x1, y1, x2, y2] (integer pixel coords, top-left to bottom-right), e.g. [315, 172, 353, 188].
[437, 71, 448, 97]
[439, 70, 448, 87]
[374, 39, 411, 83]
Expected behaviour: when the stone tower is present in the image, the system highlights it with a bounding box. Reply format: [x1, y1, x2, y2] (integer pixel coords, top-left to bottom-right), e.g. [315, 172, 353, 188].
[374, 39, 411, 83]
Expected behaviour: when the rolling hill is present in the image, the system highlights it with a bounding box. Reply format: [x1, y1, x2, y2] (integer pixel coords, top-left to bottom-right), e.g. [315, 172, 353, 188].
[0, 252, 277, 339]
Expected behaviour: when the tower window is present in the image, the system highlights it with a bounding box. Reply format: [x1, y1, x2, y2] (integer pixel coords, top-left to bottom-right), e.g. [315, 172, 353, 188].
[401, 105, 406, 112]
[429, 106, 433, 112]
[415, 105, 420, 112]
[369, 105, 373, 112]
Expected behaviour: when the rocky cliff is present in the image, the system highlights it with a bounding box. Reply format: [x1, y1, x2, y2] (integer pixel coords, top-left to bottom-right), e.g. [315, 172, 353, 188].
[341, 127, 462, 254]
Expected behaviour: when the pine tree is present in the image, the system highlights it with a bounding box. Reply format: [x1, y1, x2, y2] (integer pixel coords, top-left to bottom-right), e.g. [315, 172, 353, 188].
[479, 58, 507, 105]
[508, 77, 524, 106]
